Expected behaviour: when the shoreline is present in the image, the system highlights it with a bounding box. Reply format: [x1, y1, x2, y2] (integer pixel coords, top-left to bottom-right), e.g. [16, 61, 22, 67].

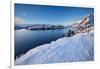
[15, 30, 94, 65]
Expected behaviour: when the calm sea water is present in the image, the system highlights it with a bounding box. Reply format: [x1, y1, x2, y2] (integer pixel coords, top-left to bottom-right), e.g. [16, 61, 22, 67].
[15, 28, 71, 59]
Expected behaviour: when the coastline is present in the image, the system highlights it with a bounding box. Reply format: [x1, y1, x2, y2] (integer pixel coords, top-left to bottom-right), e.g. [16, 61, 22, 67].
[15, 30, 94, 65]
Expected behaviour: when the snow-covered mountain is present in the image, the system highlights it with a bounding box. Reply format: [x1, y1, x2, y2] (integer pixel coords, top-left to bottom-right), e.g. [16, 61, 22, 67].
[15, 14, 94, 65]
[15, 24, 64, 30]
[72, 14, 94, 27]
[15, 24, 32, 30]
[26, 24, 64, 30]
[79, 14, 94, 25]
[72, 14, 94, 33]
[15, 30, 94, 65]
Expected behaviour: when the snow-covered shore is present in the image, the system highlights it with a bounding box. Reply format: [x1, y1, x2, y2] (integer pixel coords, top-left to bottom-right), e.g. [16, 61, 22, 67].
[15, 30, 94, 65]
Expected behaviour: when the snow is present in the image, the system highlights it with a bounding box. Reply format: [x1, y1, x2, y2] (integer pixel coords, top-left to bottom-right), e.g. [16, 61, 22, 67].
[15, 31, 94, 65]
[27, 24, 64, 30]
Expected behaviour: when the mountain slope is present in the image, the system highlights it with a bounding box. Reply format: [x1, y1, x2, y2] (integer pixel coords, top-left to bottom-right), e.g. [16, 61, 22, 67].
[15, 30, 94, 65]
[72, 14, 94, 28]
[72, 14, 94, 33]
[15, 14, 94, 65]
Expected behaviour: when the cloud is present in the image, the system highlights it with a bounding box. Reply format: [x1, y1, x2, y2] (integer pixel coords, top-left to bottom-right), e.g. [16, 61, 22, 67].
[15, 17, 24, 24]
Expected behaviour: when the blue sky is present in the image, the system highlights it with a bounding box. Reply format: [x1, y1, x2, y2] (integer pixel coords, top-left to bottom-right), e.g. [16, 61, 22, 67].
[15, 3, 94, 25]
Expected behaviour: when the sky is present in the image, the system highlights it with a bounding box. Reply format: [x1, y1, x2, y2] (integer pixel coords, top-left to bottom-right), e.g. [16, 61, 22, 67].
[15, 3, 94, 25]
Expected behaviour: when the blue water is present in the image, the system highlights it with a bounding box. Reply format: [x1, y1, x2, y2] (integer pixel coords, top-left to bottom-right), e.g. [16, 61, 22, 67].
[15, 29, 70, 59]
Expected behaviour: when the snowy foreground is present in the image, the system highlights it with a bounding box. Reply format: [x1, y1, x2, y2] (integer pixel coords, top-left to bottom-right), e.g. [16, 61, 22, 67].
[15, 31, 94, 65]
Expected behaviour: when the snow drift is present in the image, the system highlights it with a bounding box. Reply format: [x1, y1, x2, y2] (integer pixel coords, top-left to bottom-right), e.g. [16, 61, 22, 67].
[15, 30, 94, 65]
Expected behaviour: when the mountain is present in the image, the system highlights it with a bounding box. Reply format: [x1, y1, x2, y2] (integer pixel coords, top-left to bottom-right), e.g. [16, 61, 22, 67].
[15, 24, 31, 30]
[15, 30, 94, 65]
[72, 14, 94, 33]
[15, 24, 64, 30]
[15, 14, 94, 65]
[79, 14, 94, 25]
[27, 24, 64, 30]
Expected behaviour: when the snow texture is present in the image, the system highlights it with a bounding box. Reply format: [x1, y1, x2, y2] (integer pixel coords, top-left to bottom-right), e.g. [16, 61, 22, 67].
[15, 31, 94, 65]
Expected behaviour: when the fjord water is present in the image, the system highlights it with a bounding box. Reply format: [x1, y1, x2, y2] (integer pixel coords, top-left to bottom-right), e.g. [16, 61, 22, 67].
[15, 29, 70, 59]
